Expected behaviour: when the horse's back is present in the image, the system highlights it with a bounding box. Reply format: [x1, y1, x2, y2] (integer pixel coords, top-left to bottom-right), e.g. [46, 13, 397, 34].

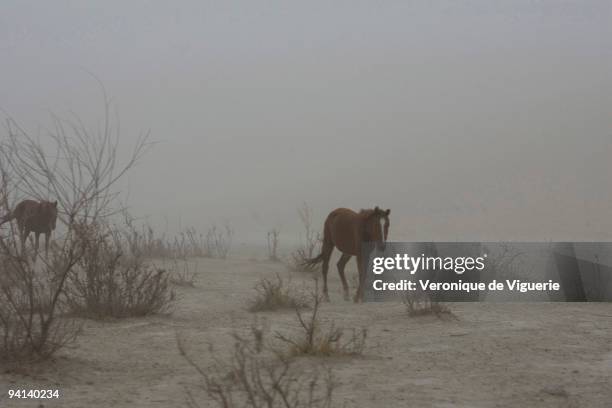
[325, 208, 360, 255]
[14, 200, 39, 214]
[15, 200, 56, 233]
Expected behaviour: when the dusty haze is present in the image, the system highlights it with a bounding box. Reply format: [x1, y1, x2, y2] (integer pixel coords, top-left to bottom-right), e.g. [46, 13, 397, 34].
[1, 1, 611, 244]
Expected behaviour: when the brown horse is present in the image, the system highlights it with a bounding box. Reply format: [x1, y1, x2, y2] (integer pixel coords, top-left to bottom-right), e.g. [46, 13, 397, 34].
[0, 199, 58, 260]
[304, 206, 390, 302]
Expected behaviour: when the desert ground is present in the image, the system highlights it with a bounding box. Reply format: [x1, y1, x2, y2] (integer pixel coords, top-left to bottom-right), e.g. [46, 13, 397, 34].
[1, 248, 611, 408]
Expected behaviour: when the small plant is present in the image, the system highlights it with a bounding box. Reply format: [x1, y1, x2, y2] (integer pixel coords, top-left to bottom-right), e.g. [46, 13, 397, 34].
[483, 243, 527, 281]
[205, 223, 234, 259]
[166, 227, 207, 258]
[403, 289, 454, 318]
[267, 229, 280, 261]
[275, 281, 367, 357]
[168, 257, 198, 287]
[176, 321, 337, 408]
[289, 203, 321, 272]
[249, 273, 309, 312]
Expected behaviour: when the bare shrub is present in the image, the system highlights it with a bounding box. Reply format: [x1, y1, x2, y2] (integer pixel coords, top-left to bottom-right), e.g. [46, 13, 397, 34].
[403, 289, 454, 318]
[205, 223, 234, 259]
[275, 281, 367, 357]
[0, 240, 81, 361]
[119, 219, 235, 260]
[290, 203, 321, 272]
[123, 217, 171, 258]
[119, 220, 202, 260]
[249, 273, 309, 312]
[170, 227, 206, 258]
[168, 225, 233, 259]
[183, 227, 204, 257]
[0, 89, 150, 360]
[168, 257, 198, 288]
[267, 229, 280, 262]
[65, 220, 174, 319]
[483, 244, 527, 281]
[176, 321, 337, 408]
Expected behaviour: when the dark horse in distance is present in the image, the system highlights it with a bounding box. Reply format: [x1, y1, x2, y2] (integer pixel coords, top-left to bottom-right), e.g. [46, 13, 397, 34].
[0, 199, 58, 260]
[304, 206, 390, 302]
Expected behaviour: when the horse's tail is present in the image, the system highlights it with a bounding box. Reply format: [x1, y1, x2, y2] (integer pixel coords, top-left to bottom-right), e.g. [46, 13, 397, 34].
[0, 201, 27, 227]
[0, 211, 14, 226]
[301, 252, 325, 270]
[300, 215, 333, 271]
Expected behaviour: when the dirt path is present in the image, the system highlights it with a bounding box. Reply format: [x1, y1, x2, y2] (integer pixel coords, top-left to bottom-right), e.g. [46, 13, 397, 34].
[1, 256, 611, 408]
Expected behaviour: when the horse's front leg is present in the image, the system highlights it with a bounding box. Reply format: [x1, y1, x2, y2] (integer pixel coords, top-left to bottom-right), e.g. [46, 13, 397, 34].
[320, 242, 334, 302]
[354, 254, 365, 303]
[45, 232, 51, 259]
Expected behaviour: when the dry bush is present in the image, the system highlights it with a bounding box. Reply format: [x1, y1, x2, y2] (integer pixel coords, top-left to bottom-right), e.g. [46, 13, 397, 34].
[169, 227, 205, 258]
[267, 229, 280, 262]
[275, 282, 367, 357]
[403, 289, 454, 318]
[0, 240, 81, 362]
[289, 203, 321, 272]
[176, 321, 337, 408]
[249, 273, 309, 312]
[181, 227, 205, 257]
[123, 217, 171, 258]
[483, 244, 528, 281]
[65, 220, 174, 319]
[0, 89, 149, 360]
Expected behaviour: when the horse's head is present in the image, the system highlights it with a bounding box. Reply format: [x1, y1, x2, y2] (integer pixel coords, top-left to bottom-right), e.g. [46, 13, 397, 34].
[363, 206, 390, 251]
[40, 200, 58, 230]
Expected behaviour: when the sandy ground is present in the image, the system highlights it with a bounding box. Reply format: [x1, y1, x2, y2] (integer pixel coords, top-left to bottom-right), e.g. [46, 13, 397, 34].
[1, 253, 611, 408]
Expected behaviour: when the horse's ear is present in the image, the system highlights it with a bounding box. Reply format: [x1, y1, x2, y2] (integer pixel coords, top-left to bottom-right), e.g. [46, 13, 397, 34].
[385, 209, 390, 216]
[53, 201, 58, 207]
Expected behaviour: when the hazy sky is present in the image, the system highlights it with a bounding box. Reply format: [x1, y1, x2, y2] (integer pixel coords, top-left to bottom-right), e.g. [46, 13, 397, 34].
[1, 1, 611, 243]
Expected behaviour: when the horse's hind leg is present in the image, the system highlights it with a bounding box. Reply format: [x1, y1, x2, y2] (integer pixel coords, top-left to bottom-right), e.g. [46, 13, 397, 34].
[337, 253, 351, 301]
[320, 241, 334, 302]
[33, 232, 40, 262]
[19, 228, 28, 259]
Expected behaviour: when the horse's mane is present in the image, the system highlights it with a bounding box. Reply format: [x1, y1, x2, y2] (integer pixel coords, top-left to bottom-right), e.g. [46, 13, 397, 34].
[359, 208, 387, 220]
[357, 208, 375, 220]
